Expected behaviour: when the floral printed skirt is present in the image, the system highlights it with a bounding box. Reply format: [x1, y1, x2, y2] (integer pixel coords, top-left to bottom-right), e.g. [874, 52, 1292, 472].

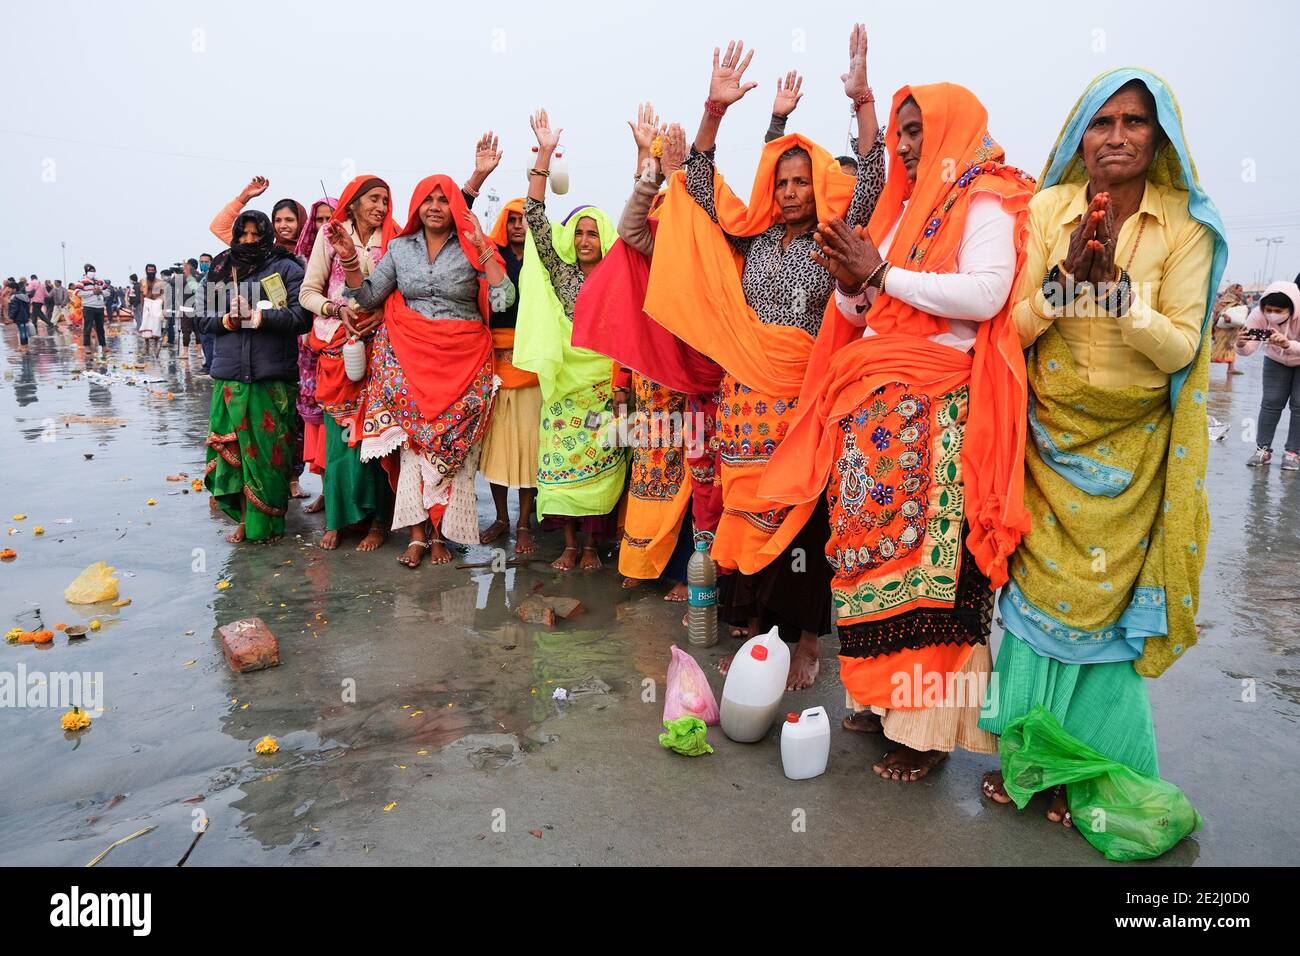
[828, 381, 994, 713]
[204, 380, 298, 541]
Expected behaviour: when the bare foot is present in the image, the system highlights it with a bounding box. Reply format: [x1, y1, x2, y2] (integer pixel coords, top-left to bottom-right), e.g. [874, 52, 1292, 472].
[1046, 785, 1072, 828]
[397, 540, 429, 568]
[842, 711, 883, 734]
[226, 523, 246, 544]
[982, 769, 1012, 805]
[580, 546, 602, 571]
[664, 581, 689, 602]
[872, 747, 948, 782]
[356, 523, 385, 552]
[320, 529, 340, 550]
[551, 546, 579, 571]
[515, 526, 537, 556]
[480, 518, 509, 544]
[290, 480, 309, 499]
[428, 541, 453, 565]
[718, 653, 734, 676]
[786, 639, 820, 691]
[622, 576, 642, 590]
[209, 497, 219, 512]
[304, 495, 324, 514]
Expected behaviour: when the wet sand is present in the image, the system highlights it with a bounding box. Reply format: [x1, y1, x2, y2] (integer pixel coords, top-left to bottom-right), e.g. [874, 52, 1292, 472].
[1, 324, 1296, 866]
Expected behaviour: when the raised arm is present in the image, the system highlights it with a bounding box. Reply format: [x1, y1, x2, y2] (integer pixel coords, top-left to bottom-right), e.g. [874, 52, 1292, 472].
[766, 70, 803, 143]
[210, 175, 268, 244]
[463, 131, 502, 208]
[693, 40, 757, 153]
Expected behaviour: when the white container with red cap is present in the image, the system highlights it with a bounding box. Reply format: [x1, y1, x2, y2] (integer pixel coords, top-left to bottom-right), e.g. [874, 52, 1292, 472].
[719, 626, 789, 743]
[780, 706, 830, 780]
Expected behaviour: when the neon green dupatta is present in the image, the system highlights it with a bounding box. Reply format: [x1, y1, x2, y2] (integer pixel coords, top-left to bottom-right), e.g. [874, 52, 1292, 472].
[514, 205, 618, 402]
[513, 204, 626, 519]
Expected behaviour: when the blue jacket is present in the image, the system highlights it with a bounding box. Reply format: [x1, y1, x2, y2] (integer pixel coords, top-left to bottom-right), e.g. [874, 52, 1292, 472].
[196, 257, 310, 383]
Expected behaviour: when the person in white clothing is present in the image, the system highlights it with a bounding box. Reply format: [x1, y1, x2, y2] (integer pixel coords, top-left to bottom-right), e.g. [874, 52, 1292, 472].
[759, 82, 1035, 785]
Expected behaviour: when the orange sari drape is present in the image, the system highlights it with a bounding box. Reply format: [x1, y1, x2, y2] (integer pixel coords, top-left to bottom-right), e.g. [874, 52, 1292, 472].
[643, 134, 856, 574]
[760, 85, 1034, 591]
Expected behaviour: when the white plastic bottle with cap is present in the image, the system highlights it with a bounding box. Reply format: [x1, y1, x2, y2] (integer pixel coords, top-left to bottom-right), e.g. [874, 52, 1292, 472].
[780, 706, 830, 780]
[549, 150, 570, 195]
[342, 336, 366, 381]
[719, 626, 789, 743]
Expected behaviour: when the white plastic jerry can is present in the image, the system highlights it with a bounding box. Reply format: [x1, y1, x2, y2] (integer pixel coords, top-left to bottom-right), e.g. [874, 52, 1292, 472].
[719, 626, 790, 743]
[780, 706, 831, 780]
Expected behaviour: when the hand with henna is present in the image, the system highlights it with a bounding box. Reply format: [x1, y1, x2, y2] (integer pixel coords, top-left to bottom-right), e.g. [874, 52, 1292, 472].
[811, 218, 884, 291]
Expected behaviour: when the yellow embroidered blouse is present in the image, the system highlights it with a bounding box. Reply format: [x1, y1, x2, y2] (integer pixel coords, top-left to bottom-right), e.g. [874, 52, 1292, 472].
[1013, 179, 1214, 388]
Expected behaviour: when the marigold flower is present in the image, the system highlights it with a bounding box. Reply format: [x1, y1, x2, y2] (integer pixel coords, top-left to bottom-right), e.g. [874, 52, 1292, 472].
[254, 735, 279, 755]
[61, 707, 92, 731]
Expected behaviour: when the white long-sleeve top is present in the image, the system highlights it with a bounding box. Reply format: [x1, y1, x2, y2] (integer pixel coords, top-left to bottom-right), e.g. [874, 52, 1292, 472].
[835, 192, 1016, 353]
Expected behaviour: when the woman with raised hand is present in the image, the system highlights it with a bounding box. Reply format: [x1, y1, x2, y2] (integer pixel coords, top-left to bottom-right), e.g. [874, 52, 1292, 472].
[642, 25, 887, 690]
[513, 108, 626, 572]
[762, 81, 1035, 782]
[340, 175, 514, 568]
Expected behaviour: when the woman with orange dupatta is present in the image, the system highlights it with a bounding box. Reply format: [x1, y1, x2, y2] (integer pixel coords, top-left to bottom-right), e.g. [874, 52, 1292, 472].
[478, 196, 542, 556]
[759, 83, 1034, 781]
[339, 175, 513, 568]
[300, 176, 398, 553]
[642, 26, 886, 690]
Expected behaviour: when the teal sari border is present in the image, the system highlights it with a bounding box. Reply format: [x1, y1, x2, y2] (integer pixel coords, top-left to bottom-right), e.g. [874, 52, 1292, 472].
[1027, 395, 1133, 497]
[999, 580, 1167, 664]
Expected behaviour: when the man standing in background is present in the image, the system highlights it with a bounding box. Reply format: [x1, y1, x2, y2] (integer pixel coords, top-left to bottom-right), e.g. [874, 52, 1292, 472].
[70, 263, 108, 357]
[198, 253, 216, 373]
[27, 275, 54, 333]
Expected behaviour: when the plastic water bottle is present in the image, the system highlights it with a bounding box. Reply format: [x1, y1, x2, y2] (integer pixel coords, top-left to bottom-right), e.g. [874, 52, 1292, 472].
[780, 707, 831, 780]
[687, 531, 718, 648]
[342, 336, 366, 382]
[550, 151, 570, 195]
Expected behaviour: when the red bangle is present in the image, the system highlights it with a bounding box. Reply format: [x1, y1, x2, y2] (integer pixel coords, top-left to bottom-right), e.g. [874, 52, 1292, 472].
[851, 89, 875, 111]
[704, 98, 728, 118]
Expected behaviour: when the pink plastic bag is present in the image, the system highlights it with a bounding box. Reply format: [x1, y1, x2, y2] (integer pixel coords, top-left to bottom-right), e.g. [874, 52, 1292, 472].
[664, 645, 720, 726]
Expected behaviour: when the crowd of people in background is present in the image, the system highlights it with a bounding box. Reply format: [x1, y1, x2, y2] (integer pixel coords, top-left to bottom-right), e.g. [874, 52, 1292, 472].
[7, 23, 1300, 858]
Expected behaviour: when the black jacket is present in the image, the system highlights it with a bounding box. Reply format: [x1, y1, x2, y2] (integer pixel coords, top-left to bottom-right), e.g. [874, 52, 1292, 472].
[196, 257, 310, 383]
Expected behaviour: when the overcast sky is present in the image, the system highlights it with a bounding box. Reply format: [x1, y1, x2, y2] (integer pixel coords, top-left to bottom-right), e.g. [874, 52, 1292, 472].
[4, 0, 1296, 287]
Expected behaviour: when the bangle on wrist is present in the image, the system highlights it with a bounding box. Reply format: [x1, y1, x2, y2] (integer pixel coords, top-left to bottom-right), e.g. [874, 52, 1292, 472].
[851, 89, 875, 112]
[864, 259, 889, 290]
[463, 183, 480, 198]
[528, 167, 550, 179]
[704, 98, 728, 118]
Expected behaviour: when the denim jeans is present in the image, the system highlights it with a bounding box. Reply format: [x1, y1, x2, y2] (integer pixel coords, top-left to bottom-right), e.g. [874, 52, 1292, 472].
[1257, 356, 1300, 453]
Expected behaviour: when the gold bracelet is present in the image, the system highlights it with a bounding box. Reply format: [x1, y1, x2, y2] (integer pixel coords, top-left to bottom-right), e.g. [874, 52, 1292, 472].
[878, 263, 892, 295]
[476, 246, 495, 266]
[528, 168, 550, 179]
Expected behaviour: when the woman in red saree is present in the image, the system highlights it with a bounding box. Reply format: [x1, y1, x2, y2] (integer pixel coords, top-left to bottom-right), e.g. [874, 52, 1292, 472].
[333, 175, 514, 567]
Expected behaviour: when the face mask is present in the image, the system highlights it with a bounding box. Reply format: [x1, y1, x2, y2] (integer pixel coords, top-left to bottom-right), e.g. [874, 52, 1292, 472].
[85, 271, 95, 278]
[199, 262, 210, 274]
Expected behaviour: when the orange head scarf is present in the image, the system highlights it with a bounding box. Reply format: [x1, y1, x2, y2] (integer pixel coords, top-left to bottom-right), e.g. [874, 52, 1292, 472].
[863, 83, 1030, 336]
[760, 84, 1035, 587]
[643, 134, 856, 397]
[488, 197, 526, 249]
[332, 175, 400, 256]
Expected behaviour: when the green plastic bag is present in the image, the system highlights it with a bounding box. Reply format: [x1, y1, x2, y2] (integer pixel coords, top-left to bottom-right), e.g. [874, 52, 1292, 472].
[1000, 705, 1202, 862]
[659, 716, 713, 757]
